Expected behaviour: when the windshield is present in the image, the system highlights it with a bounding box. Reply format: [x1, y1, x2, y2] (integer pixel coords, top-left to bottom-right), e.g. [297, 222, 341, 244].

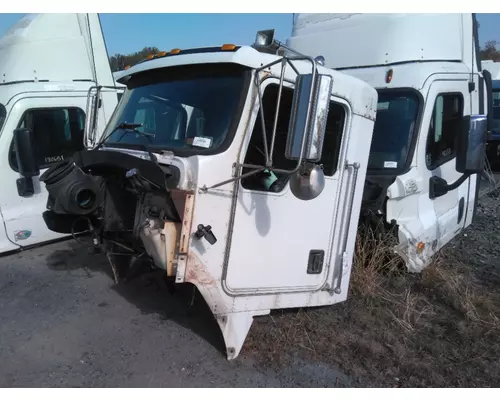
[102, 64, 248, 155]
[492, 89, 500, 131]
[368, 90, 420, 171]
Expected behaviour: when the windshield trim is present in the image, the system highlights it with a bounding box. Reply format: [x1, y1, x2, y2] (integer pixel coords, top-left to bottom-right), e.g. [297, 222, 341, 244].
[102, 63, 252, 158]
[367, 87, 424, 176]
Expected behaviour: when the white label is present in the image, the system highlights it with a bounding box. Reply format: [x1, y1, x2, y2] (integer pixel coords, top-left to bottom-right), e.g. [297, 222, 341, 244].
[384, 161, 398, 168]
[192, 136, 212, 149]
[45, 155, 64, 163]
[377, 101, 390, 111]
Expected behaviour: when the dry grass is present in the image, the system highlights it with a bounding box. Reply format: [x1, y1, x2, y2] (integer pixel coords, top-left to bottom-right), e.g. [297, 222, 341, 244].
[244, 225, 500, 387]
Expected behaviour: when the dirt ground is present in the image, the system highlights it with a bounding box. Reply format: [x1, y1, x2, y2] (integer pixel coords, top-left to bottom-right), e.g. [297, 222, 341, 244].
[0, 235, 350, 388]
[1, 180, 500, 387]
[245, 187, 500, 387]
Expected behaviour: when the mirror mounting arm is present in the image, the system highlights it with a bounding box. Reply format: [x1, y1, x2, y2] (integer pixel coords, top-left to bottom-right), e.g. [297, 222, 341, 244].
[429, 173, 471, 200]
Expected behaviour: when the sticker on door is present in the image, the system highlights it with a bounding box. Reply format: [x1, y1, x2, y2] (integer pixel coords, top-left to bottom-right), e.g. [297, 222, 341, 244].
[14, 230, 32, 241]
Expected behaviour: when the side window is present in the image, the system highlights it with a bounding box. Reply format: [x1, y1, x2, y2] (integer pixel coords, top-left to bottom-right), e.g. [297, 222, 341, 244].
[241, 83, 345, 192]
[493, 90, 500, 121]
[10, 107, 85, 170]
[425, 93, 463, 170]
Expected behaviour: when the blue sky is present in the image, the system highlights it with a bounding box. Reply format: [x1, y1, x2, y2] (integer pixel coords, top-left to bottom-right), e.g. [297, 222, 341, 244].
[0, 13, 498, 56]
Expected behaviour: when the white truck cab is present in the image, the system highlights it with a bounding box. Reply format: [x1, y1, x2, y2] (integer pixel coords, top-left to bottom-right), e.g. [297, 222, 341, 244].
[32, 37, 379, 360]
[0, 13, 121, 253]
[287, 13, 492, 272]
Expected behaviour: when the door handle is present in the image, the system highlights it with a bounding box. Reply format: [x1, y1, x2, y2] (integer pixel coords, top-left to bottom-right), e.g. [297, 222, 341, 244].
[332, 161, 360, 295]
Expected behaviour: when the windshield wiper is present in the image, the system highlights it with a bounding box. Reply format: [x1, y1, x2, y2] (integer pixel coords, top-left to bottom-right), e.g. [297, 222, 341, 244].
[116, 124, 156, 143]
[96, 122, 155, 148]
[95, 122, 158, 164]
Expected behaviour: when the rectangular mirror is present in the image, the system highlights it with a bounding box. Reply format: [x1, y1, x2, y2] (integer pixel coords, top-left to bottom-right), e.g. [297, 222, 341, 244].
[13, 127, 39, 197]
[14, 128, 39, 178]
[286, 73, 333, 162]
[456, 114, 487, 174]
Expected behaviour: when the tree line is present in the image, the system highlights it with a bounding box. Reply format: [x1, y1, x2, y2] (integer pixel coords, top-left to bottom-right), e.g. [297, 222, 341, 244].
[109, 46, 160, 72]
[109, 42, 500, 72]
[479, 41, 500, 62]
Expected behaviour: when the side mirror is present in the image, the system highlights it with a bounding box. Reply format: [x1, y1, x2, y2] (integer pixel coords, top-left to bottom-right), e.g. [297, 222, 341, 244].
[13, 128, 39, 197]
[289, 163, 325, 201]
[456, 114, 487, 174]
[84, 87, 101, 148]
[285, 73, 333, 163]
[482, 69, 493, 135]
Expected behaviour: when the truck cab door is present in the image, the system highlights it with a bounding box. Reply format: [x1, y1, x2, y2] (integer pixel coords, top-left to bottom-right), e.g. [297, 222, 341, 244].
[421, 80, 471, 252]
[222, 81, 371, 295]
[0, 96, 87, 251]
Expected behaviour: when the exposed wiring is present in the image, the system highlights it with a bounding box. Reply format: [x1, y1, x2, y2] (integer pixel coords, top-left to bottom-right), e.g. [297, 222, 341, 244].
[108, 239, 136, 254]
[70, 216, 142, 257]
[0, 207, 23, 250]
[70, 216, 93, 247]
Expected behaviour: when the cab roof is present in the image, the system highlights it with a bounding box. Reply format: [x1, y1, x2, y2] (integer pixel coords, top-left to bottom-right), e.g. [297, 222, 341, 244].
[287, 14, 479, 73]
[115, 45, 378, 120]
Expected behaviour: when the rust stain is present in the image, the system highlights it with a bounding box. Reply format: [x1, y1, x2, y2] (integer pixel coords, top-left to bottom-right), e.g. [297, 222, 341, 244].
[179, 194, 195, 254]
[186, 252, 216, 286]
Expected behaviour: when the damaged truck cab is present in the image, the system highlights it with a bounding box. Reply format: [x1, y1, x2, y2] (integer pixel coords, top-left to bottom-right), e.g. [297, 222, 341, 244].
[24, 35, 379, 360]
[287, 13, 491, 272]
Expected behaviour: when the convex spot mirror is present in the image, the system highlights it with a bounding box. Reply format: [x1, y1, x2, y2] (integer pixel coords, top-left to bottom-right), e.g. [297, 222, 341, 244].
[285, 73, 333, 163]
[456, 114, 487, 174]
[290, 163, 325, 201]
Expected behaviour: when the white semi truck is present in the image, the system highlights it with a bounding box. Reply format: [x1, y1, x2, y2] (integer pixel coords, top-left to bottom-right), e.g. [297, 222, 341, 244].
[0, 13, 122, 253]
[287, 13, 493, 272]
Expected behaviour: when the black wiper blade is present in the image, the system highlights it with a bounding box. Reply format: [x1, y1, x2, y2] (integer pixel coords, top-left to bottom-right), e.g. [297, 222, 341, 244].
[118, 122, 142, 130]
[96, 122, 155, 149]
[114, 122, 156, 143]
[96, 121, 159, 165]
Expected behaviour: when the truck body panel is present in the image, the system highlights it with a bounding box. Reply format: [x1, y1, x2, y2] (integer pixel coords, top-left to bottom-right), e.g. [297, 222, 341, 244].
[0, 13, 120, 253]
[287, 13, 486, 272]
